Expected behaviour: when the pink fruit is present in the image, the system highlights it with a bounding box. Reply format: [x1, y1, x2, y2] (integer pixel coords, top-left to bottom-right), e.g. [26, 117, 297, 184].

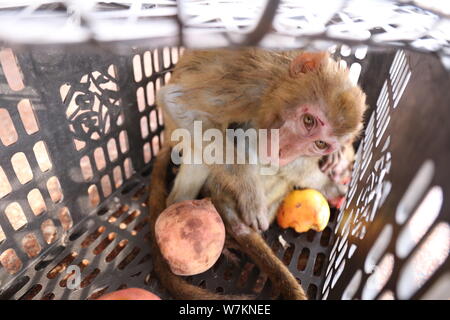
[155, 198, 225, 276]
[97, 288, 161, 300]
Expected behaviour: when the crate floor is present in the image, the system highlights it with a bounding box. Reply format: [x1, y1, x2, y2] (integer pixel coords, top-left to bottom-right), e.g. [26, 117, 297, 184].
[0, 163, 339, 300]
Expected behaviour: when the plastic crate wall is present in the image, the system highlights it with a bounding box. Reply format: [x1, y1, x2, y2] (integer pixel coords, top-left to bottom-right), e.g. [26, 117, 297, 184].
[322, 50, 450, 300]
[0, 45, 448, 300]
[0, 47, 173, 299]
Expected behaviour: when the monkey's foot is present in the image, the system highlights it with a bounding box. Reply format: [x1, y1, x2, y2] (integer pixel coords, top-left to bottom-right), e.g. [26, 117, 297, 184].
[240, 205, 270, 232]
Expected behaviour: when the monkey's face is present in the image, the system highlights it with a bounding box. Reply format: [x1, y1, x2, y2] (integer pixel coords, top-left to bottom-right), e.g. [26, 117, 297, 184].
[275, 105, 340, 166]
[270, 51, 366, 167]
[261, 50, 366, 167]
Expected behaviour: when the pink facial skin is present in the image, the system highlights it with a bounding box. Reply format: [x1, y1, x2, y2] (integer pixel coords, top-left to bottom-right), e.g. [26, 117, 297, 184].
[274, 105, 339, 167]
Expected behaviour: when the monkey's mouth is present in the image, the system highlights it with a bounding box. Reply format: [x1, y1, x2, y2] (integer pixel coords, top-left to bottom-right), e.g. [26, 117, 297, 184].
[278, 145, 314, 166]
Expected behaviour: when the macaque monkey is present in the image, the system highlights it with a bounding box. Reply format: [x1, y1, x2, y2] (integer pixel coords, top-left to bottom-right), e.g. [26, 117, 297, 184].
[160, 48, 365, 231]
[148, 48, 367, 299]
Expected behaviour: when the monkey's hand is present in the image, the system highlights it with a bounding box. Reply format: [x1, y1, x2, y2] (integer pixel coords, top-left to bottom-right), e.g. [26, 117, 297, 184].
[319, 144, 355, 208]
[236, 182, 270, 232]
[319, 145, 354, 186]
[319, 150, 341, 180]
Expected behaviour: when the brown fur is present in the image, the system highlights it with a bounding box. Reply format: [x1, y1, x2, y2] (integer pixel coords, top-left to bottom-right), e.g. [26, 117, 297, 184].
[168, 48, 365, 139]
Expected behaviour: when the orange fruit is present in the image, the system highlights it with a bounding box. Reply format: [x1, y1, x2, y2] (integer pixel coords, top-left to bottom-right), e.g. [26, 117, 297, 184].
[277, 189, 330, 233]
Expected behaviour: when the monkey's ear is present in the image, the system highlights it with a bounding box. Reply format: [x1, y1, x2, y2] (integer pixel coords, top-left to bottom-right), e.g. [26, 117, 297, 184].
[290, 52, 328, 77]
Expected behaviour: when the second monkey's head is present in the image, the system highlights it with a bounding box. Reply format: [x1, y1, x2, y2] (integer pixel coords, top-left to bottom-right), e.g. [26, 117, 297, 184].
[259, 51, 367, 167]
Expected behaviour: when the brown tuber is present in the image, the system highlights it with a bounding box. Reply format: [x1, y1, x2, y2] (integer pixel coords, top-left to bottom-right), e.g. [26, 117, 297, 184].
[155, 198, 225, 276]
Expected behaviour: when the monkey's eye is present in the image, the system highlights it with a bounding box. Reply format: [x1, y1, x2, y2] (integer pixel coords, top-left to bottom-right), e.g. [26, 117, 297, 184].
[303, 114, 315, 130]
[315, 140, 328, 150]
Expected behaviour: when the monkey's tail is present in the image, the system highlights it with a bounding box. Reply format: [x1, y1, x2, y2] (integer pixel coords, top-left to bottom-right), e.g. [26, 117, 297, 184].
[148, 145, 252, 300]
[231, 229, 308, 300]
